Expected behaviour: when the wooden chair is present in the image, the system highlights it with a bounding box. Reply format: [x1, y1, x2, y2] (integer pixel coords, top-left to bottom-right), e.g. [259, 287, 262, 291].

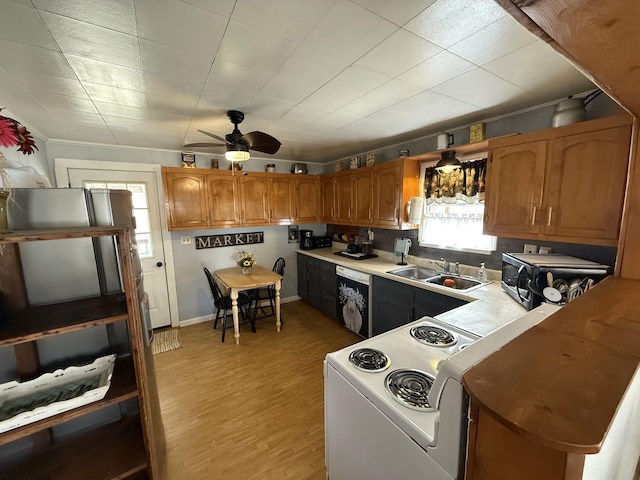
[203, 267, 254, 342]
[248, 257, 285, 323]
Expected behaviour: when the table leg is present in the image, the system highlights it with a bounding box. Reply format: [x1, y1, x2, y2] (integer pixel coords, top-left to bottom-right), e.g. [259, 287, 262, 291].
[275, 279, 281, 332]
[230, 288, 240, 344]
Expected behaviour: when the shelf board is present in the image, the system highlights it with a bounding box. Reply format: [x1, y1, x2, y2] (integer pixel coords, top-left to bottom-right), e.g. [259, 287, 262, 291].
[0, 355, 138, 446]
[0, 226, 128, 243]
[0, 415, 147, 480]
[0, 293, 129, 346]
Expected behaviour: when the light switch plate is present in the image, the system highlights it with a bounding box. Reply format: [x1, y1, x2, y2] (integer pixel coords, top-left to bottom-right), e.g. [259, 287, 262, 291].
[181, 236, 192, 245]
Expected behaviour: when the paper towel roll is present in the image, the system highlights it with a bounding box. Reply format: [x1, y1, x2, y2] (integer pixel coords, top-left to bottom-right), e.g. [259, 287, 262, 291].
[408, 196, 424, 224]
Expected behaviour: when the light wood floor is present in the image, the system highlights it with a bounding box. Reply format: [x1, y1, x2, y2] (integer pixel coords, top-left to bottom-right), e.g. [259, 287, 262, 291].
[153, 300, 359, 480]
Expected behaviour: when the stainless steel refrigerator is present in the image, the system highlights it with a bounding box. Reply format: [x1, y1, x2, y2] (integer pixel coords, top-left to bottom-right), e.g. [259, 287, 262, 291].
[8, 188, 141, 305]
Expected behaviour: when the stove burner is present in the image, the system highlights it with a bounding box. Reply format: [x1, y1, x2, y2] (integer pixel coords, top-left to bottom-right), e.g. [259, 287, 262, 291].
[385, 369, 434, 410]
[410, 325, 457, 347]
[349, 348, 390, 372]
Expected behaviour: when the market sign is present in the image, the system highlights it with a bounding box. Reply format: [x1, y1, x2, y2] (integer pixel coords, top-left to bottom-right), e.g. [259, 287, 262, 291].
[195, 232, 264, 250]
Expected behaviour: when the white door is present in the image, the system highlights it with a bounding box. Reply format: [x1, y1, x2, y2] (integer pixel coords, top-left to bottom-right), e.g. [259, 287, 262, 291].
[66, 168, 172, 329]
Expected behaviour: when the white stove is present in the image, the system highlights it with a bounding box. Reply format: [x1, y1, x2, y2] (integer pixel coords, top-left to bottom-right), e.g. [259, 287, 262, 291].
[324, 306, 561, 480]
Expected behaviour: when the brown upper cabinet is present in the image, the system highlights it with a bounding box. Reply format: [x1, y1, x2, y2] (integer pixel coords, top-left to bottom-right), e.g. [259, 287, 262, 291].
[162, 168, 320, 230]
[484, 115, 632, 246]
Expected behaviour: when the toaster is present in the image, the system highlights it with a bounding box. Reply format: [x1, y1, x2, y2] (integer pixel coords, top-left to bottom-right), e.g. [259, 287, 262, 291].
[291, 163, 308, 174]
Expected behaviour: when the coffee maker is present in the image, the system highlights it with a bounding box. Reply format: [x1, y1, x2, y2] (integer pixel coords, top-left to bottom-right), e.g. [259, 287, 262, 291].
[300, 229, 314, 250]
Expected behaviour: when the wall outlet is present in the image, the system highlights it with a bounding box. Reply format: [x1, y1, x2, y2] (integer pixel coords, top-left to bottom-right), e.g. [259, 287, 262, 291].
[181, 236, 192, 245]
[524, 244, 538, 254]
[539, 246, 552, 254]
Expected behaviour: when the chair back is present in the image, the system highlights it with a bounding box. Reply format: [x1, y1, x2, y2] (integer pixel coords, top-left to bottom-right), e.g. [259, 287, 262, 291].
[203, 267, 224, 304]
[273, 257, 286, 276]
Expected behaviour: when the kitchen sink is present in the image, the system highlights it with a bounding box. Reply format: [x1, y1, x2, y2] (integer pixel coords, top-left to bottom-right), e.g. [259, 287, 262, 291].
[387, 266, 441, 280]
[425, 274, 483, 291]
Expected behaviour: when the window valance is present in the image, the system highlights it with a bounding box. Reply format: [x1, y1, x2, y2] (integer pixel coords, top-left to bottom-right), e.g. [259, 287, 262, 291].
[424, 158, 487, 205]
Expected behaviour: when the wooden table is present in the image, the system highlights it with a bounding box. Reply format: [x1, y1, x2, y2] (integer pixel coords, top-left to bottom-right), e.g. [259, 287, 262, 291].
[213, 265, 282, 344]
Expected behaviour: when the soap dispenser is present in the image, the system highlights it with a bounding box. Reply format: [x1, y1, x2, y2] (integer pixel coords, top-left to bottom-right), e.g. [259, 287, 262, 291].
[478, 263, 487, 282]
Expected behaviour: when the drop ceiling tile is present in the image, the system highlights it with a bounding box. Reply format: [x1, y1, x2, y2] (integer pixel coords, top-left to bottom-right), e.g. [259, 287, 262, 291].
[431, 68, 528, 108]
[176, 0, 236, 18]
[217, 21, 297, 74]
[300, 0, 398, 63]
[339, 97, 385, 118]
[281, 103, 331, 124]
[65, 55, 145, 91]
[483, 41, 594, 98]
[40, 11, 141, 70]
[145, 91, 200, 116]
[96, 102, 147, 120]
[259, 74, 318, 104]
[232, 0, 335, 43]
[448, 15, 537, 66]
[44, 122, 117, 144]
[140, 39, 214, 80]
[33, 93, 99, 114]
[84, 83, 147, 108]
[32, 0, 137, 35]
[324, 66, 392, 96]
[110, 130, 184, 149]
[405, 0, 506, 48]
[356, 29, 442, 75]
[361, 78, 424, 109]
[46, 107, 106, 125]
[143, 71, 206, 97]
[401, 50, 474, 89]
[350, 0, 437, 26]
[135, 0, 227, 57]
[278, 47, 351, 91]
[0, 1, 58, 49]
[3, 68, 89, 98]
[202, 60, 273, 98]
[0, 40, 75, 78]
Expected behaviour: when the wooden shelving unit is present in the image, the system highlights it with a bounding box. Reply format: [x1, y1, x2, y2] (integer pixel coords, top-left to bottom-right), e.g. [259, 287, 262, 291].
[0, 226, 164, 479]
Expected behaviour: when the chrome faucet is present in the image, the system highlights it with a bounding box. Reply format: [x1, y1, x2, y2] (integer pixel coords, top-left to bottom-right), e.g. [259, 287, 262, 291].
[429, 258, 450, 273]
[454, 262, 460, 275]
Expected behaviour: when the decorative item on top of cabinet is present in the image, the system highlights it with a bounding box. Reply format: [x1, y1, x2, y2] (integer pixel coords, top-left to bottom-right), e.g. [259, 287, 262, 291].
[366, 152, 375, 166]
[470, 122, 486, 143]
[484, 114, 632, 246]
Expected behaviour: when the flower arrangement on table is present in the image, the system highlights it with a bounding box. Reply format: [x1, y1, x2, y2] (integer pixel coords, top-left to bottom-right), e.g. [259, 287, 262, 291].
[0, 109, 38, 155]
[237, 252, 257, 273]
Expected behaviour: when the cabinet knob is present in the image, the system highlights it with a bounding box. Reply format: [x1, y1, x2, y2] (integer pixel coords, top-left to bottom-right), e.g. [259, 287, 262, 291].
[156, 261, 164, 267]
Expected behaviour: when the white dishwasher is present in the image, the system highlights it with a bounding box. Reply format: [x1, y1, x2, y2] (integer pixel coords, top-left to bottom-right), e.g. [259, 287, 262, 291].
[336, 265, 371, 338]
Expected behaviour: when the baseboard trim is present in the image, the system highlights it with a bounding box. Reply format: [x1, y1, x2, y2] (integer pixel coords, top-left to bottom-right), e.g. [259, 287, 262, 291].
[178, 295, 301, 328]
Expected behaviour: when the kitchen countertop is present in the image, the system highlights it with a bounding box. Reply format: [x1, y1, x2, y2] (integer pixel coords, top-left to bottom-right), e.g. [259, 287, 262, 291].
[297, 247, 530, 337]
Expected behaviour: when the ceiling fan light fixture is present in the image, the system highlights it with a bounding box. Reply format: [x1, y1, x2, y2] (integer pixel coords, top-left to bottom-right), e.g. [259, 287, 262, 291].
[225, 144, 250, 162]
[435, 150, 461, 171]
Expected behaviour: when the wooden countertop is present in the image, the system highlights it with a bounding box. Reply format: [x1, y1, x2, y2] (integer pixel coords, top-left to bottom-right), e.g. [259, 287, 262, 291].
[462, 276, 640, 454]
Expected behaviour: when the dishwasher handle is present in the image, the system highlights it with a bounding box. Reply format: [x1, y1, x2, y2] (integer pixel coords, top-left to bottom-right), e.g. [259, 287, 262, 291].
[336, 265, 371, 285]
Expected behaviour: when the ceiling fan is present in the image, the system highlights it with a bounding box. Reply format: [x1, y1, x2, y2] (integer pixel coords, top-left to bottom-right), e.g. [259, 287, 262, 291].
[183, 110, 281, 161]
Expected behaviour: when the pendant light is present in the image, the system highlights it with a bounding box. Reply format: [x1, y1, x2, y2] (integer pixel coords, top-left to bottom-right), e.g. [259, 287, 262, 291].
[435, 150, 461, 171]
[225, 143, 250, 162]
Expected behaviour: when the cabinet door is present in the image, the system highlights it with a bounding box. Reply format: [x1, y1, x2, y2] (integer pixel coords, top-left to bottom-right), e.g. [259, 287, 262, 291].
[297, 254, 309, 300]
[295, 177, 320, 223]
[372, 164, 401, 228]
[269, 176, 294, 225]
[320, 177, 335, 223]
[307, 257, 322, 309]
[320, 260, 337, 320]
[206, 174, 240, 227]
[163, 171, 208, 230]
[413, 290, 467, 319]
[335, 175, 353, 224]
[543, 125, 631, 242]
[240, 175, 270, 225]
[484, 140, 547, 237]
[352, 171, 373, 224]
[371, 277, 414, 336]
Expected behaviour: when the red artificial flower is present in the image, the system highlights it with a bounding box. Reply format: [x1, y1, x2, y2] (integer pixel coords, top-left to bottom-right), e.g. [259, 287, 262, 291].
[0, 117, 18, 148]
[0, 108, 38, 155]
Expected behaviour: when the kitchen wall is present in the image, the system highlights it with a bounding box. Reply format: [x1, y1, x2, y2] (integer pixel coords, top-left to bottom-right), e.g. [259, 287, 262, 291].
[171, 223, 326, 323]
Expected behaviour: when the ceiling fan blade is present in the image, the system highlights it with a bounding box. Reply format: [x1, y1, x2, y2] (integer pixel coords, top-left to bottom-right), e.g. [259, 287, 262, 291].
[198, 129, 230, 144]
[241, 131, 281, 155]
[183, 142, 226, 148]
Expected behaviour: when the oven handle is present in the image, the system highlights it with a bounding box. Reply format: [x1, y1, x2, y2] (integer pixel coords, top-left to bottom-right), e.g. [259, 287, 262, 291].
[516, 265, 527, 302]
